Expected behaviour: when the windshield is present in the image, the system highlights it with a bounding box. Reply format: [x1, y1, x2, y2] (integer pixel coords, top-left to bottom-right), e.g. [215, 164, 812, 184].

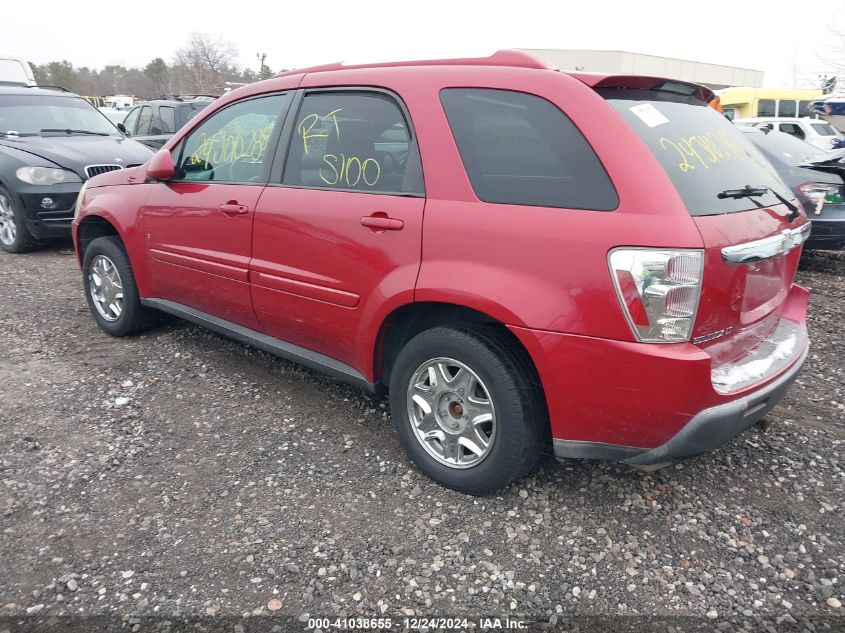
[0, 94, 119, 136]
[600, 89, 791, 215]
[741, 129, 829, 166]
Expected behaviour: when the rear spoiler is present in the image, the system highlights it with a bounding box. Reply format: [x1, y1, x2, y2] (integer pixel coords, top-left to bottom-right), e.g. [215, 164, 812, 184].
[568, 73, 716, 105]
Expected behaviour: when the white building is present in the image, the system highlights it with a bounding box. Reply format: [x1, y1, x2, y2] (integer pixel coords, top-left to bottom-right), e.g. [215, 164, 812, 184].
[518, 49, 763, 90]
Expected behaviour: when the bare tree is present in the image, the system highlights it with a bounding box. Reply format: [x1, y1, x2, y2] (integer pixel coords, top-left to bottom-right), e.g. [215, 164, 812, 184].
[173, 32, 237, 94]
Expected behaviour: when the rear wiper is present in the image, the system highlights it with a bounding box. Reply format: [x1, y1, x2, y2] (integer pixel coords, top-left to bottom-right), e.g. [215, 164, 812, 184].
[40, 128, 109, 136]
[717, 185, 800, 222]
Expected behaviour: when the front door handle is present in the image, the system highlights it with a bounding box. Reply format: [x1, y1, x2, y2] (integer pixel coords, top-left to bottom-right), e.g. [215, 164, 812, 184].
[360, 214, 404, 231]
[219, 202, 249, 216]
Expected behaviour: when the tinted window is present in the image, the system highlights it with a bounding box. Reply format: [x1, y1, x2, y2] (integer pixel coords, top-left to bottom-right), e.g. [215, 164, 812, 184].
[811, 122, 837, 136]
[122, 107, 140, 134]
[182, 103, 208, 127]
[159, 106, 176, 134]
[779, 123, 805, 139]
[176, 93, 289, 183]
[283, 91, 423, 195]
[758, 99, 776, 117]
[602, 90, 790, 215]
[778, 100, 797, 117]
[440, 89, 617, 210]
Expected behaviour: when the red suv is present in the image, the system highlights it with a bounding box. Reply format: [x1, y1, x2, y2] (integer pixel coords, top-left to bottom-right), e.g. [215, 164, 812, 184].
[72, 51, 810, 494]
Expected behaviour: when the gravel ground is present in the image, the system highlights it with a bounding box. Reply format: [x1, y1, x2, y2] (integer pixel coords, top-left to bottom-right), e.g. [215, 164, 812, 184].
[0, 245, 842, 633]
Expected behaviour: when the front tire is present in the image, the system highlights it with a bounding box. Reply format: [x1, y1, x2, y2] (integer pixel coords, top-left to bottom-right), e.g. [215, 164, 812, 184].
[389, 326, 548, 495]
[82, 236, 155, 336]
[0, 186, 41, 254]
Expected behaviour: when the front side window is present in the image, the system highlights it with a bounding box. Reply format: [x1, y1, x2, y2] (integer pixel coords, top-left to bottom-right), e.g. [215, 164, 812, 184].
[176, 93, 289, 183]
[779, 123, 805, 139]
[122, 107, 140, 135]
[136, 106, 153, 135]
[440, 88, 617, 210]
[757, 99, 776, 117]
[283, 91, 423, 195]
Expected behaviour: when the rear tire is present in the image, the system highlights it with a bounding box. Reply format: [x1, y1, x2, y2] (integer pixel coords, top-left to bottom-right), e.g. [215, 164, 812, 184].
[389, 325, 548, 495]
[0, 186, 42, 254]
[82, 236, 155, 336]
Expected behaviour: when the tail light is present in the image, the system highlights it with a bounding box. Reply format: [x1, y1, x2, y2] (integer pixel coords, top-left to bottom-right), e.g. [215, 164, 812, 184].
[608, 249, 704, 343]
[798, 182, 843, 213]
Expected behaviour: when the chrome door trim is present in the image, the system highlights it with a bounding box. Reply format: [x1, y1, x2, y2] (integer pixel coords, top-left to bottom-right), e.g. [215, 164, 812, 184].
[721, 223, 811, 264]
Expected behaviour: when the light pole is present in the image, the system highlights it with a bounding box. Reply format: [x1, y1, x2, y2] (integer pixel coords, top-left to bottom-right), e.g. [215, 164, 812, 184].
[257, 53, 267, 79]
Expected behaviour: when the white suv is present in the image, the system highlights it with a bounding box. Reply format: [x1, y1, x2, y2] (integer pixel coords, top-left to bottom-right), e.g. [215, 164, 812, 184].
[734, 117, 844, 151]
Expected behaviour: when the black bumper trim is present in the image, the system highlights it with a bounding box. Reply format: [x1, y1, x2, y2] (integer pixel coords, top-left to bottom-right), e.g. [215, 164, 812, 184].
[553, 345, 808, 466]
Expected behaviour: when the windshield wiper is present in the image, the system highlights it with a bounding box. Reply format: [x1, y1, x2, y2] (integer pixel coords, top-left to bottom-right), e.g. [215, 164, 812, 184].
[0, 130, 39, 137]
[717, 185, 800, 222]
[40, 128, 110, 136]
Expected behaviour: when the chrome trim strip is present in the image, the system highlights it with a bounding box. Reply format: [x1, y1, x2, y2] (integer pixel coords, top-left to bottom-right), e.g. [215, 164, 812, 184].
[721, 224, 811, 264]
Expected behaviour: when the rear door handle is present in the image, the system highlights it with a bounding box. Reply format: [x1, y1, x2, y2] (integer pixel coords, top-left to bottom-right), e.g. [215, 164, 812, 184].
[219, 203, 249, 216]
[360, 215, 404, 231]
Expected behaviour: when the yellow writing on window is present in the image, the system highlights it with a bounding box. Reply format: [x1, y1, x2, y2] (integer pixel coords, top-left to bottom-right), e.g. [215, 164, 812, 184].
[188, 122, 274, 170]
[658, 130, 749, 173]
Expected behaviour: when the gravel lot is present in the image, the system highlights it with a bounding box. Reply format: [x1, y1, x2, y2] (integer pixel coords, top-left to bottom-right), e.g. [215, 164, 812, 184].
[0, 245, 842, 632]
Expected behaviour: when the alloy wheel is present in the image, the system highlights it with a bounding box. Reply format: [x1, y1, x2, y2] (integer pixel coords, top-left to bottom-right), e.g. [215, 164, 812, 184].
[406, 357, 496, 469]
[88, 255, 124, 322]
[0, 194, 17, 246]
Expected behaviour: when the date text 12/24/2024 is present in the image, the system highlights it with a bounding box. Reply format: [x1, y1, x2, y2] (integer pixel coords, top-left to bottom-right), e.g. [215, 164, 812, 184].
[306, 617, 529, 630]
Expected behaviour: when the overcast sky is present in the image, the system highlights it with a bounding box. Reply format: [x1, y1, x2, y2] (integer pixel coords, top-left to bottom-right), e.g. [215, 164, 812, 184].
[4, 1, 844, 88]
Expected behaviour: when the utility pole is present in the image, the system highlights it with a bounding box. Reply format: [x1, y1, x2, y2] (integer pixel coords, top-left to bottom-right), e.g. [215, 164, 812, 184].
[257, 53, 267, 78]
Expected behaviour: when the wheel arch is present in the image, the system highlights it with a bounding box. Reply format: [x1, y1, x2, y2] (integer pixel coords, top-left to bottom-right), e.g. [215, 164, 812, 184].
[373, 301, 544, 398]
[76, 214, 124, 264]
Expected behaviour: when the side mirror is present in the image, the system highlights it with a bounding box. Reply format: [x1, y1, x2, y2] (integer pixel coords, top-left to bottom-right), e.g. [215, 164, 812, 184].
[117, 122, 128, 135]
[146, 149, 175, 181]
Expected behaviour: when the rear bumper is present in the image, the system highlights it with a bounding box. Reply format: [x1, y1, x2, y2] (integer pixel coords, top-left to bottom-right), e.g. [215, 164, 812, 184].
[509, 284, 809, 465]
[805, 218, 845, 250]
[552, 344, 807, 465]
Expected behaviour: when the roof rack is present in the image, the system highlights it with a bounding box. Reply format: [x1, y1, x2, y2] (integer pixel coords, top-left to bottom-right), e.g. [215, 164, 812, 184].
[23, 84, 72, 93]
[275, 49, 549, 78]
[152, 94, 218, 102]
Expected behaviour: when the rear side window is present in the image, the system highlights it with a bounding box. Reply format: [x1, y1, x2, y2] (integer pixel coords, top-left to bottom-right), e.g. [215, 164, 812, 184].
[602, 89, 790, 215]
[283, 91, 423, 195]
[440, 89, 617, 210]
[811, 122, 837, 136]
[159, 106, 176, 133]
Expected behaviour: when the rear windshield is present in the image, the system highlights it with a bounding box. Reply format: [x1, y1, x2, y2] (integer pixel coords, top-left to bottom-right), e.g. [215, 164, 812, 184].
[600, 89, 790, 215]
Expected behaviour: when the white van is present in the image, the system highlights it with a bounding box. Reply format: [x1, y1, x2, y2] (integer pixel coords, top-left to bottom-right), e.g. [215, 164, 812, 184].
[734, 116, 844, 151]
[0, 56, 36, 86]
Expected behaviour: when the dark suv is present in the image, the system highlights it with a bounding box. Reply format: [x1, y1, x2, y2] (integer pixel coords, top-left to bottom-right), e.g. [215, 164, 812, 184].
[120, 97, 214, 150]
[0, 85, 153, 253]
